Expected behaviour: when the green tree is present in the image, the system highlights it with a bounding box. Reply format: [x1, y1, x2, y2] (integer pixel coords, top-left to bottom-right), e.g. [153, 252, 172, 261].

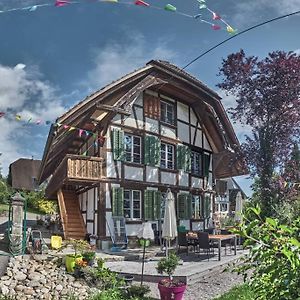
[218, 50, 300, 217]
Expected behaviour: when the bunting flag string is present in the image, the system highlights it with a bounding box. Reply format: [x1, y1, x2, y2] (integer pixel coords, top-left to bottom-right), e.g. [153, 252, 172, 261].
[0, 0, 236, 34]
[196, 0, 237, 34]
[0, 111, 105, 152]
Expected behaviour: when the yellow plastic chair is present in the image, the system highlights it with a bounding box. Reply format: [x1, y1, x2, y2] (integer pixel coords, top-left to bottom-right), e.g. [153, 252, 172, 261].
[51, 235, 62, 249]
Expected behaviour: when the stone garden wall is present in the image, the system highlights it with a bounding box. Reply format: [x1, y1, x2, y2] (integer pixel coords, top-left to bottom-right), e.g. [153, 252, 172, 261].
[0, 255, 92, 299]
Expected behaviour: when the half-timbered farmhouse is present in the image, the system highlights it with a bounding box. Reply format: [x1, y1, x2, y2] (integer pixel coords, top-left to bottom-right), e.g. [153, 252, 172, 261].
[38, 60, 245, 242]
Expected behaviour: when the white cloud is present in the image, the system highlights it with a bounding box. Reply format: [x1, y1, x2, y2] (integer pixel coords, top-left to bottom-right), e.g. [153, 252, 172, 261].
[231, 0, 300, 27]
[0, 63, 66, 175]
[85, 35, 177, 91]
[218, 90, 252, 141]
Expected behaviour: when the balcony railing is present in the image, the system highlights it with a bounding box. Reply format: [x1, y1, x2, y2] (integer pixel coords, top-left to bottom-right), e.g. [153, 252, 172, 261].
[67, 155, 104, 181]
[46, 154, 105, 197]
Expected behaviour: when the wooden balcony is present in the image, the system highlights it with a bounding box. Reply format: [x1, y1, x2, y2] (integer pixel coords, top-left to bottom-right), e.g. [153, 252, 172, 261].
[46, 154, 105, 198]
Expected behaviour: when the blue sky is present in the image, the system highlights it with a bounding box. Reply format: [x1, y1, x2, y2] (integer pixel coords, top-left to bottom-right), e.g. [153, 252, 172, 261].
[0, 0, 299, 196]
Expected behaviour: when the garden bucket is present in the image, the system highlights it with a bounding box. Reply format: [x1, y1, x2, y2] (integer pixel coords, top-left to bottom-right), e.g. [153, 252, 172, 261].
[158, 283, 186, 300]
[65, 255, 82, 273]
[51, 235, 62, 249]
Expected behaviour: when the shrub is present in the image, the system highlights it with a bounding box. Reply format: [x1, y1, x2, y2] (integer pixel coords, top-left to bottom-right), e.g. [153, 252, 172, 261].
[83, 263, 124, 290]
[156, 252, 180, 280]
[25, 190, 58, 214]
[89, 288, 124, 300]
[125, 284, 150, 298]
[232, 205, 300, 300]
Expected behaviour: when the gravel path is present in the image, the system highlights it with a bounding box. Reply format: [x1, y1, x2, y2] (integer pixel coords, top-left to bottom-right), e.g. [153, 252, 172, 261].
[142, 271, 244, 300]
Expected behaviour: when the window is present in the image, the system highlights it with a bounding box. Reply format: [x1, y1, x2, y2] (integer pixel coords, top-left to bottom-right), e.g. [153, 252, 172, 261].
[124, 190, 141, 220]
[161, 101, 175, 125]
[192, 195, 202, 219]
[191, 151, 202, 175]
[124, 134, 141, 164]
[161, 143, 175, 169]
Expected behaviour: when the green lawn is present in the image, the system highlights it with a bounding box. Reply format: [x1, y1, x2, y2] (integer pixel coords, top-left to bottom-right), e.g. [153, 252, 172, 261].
[0, 203, 46, 215]
[0, 203, 9, 214]
[213, 284, 254, 300]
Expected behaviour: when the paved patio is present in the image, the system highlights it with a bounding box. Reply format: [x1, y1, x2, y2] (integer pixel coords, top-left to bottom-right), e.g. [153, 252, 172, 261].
[104, 247, 246, 285]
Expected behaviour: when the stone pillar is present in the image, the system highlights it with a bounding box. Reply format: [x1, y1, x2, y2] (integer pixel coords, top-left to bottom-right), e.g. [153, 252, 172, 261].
[9, 193, 25, 256]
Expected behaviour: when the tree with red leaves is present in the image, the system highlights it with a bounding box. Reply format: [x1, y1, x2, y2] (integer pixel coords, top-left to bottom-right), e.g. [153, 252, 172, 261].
[217, 50, 300, 217]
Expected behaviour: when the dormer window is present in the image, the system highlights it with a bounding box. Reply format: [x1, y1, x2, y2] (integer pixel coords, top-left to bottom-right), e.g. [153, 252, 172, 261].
[160, 100, 175, 125]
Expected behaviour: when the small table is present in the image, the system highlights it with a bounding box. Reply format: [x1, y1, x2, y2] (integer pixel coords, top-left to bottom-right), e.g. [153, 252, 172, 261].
[209, 234, 237, 261]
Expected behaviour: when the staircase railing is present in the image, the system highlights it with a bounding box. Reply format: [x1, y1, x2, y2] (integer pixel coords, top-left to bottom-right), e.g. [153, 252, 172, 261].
[57, 189, 68, 239]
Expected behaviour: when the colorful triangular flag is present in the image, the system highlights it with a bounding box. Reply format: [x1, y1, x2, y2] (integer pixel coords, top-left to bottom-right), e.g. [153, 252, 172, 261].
[55, 0, 70, 7]
[134, 0, 149, 7]
[212, 12, 221, 20]
[29, 5, 38, 12]
[227, 25, 237, 34]
[0, 112, 5, 118]
[15, 115, 21, 121]
[68, 126, 76, 131]
[212, 24, 221, 30]
[164, 4, 176, 12]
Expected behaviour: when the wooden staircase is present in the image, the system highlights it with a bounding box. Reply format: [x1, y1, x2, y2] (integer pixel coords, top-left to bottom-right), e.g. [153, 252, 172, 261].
[57, 189, 86, 239]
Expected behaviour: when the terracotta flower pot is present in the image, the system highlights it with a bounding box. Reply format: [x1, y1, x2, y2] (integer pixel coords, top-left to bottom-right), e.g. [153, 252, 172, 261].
[158, 282, 186, 300]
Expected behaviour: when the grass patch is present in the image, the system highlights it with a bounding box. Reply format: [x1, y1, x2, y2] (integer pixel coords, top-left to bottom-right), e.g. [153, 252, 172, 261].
[213, 284, 254, 300]
[0, 203, 9, 214]
[0, 203, 47, 215]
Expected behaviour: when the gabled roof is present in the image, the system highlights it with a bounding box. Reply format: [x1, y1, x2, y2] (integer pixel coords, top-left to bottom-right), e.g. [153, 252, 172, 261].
[38, 60, 244, 184]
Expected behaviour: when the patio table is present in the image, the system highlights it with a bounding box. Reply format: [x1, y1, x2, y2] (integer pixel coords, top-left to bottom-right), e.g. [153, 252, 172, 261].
[209, 234, 237, 261]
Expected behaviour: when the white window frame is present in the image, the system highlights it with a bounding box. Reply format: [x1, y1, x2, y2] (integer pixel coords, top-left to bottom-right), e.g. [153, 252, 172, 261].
[192, 195, 202, 219]
[123, 190, 142, 220]
[124, 134, 142, 164]
[160, 143, 175, 169]
[160, 100, 175, 125]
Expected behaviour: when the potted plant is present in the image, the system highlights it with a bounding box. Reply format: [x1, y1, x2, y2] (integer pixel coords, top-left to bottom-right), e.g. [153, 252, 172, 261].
[156, 253, 186, 300]
[64, 239, 90, 272]
[82, 251, 96, 266]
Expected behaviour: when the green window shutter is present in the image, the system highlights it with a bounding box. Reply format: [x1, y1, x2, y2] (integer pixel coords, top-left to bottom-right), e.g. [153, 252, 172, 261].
[112, 129, 124, 161]
[145, 135, 160, 167]
[204, 195, 211, 218]
[144, 190, 154, 220]
[112, 187, 124, 216]
[203, 153, 211, 177]
[153, 136, 161, 167]
[185, 147, 192, 173]
[177, 145, 184, 170]
[177, 145, 191, 172]
[144, 135, 150, 165]
[153, 191, 162, 220]
[177, 193, 187, 220]
[186, 194, 192, 219]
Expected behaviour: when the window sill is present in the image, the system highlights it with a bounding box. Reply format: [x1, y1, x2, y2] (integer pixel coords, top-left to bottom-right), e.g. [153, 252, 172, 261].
[160, 121, 177, 129]
[123, 162, 144, 168]
[160, 168, 177, 173]
[190, 173, 205, 179]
